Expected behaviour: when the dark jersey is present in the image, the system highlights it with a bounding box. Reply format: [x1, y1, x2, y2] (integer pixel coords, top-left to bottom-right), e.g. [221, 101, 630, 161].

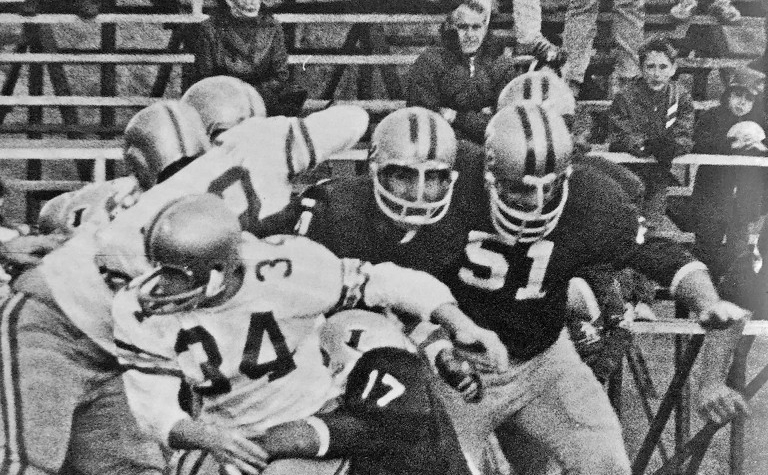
[448, 167, 694, 359]
[303, 139, 485, 283]
[304, 150, 695, 360]
[319, 347, 472, 475]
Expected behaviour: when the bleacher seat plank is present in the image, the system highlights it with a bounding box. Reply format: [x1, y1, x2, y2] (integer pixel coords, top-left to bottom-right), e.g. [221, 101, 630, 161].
[0, 13, 207, 24]
[630, 319, 768, 336]
[0, 53, 195, 64]
[288, 54, 418, 65]
[273, 13, 764, 25]
[7, 180, 90, 191]
[0, 96, 158, 107]
[0, 139, 122, 160]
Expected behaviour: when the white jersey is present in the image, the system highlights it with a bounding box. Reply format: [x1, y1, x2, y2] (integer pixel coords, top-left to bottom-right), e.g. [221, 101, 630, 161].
[114, 234, 456, 443]
[38, 106, 369, 352]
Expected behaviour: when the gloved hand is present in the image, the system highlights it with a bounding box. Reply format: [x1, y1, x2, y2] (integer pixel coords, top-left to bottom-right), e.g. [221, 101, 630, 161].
[435, 348, 483, 403]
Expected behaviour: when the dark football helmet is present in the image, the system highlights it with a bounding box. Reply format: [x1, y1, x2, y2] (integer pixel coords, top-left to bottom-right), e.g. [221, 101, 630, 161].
[485, 102, 573, 243]
[369, 107, 458, 226]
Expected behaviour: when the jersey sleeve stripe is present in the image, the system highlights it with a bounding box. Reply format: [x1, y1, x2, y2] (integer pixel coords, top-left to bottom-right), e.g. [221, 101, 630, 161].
[285, 124, 296, 179]
[119, 364, 185, 379]
[297, 118, 318, 170]
[116, 338, 174, 361]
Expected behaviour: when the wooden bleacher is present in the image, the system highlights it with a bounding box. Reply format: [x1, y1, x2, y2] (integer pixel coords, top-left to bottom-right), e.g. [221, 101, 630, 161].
[0, 0, 762, 221]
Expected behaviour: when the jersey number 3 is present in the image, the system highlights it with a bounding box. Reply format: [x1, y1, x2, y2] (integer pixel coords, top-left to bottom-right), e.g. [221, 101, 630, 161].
[459, 231, 554, 299]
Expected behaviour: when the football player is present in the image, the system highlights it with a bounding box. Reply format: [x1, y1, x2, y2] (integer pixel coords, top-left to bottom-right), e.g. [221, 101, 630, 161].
[240, 310, 475, 475]
[181, 75, 267, 141]
[113, 193, 502, 475]
[1, 100, 369, 475]
[0, 100, 207, 475]
[294, 103, 749, 473]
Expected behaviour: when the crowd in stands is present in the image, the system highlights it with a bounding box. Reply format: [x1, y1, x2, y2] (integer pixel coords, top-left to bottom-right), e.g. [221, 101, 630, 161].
[0, 1, 765, 474]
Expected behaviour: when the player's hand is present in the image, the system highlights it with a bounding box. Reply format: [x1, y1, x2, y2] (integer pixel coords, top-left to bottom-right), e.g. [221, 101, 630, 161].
[435, 348, 483, 403]
[697, 382, 749, 425]
[0, 234, 67, 266]
[696, 300, 750, 330]
[453, 326, 509, 373]
[208, 428, 268, 475]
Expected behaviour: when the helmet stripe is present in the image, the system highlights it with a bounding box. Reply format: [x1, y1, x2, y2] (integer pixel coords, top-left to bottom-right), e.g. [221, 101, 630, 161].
[542, 75, 550, 101]
[539, 106, 557, 174]
[409, 112, 419, 144]
[427, 114, 437, 162]
[516, 106, 537, 175]
[166, 103, 190, 158]
[523, 77, 532, 100]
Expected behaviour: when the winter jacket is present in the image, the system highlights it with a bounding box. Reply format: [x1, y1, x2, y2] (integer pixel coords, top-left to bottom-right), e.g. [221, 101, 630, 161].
[689, 98, 768, 234]
[608, 77, 695, 167]
[406, 27, 510, 144]
[183, 5, 290, 116]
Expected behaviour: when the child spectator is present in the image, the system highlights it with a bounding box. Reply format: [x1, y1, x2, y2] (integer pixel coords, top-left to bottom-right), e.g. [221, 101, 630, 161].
[608, 37, 694, 233]
[687, 68, 767, 280]
[183, 0, 306, 117]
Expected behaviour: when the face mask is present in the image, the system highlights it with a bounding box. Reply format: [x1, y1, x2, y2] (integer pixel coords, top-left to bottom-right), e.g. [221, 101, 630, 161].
[225, 0, 261, 18]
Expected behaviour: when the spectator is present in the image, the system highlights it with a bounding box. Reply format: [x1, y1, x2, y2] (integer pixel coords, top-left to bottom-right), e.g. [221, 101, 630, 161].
[560, 0, 643, 98]
[608, 37, 694, 233]
[671, 0, 741, 24]
[406, 0, 509, 144]
[183, 0, 306, 117]
[687, 68, 767, 280]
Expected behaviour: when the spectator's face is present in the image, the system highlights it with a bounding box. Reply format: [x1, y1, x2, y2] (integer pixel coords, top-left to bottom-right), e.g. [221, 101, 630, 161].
[452, 6, 488, 55]
[641, 51, 675, 91]
[727, 89, 755, 117]
[226, 0, 260, 18]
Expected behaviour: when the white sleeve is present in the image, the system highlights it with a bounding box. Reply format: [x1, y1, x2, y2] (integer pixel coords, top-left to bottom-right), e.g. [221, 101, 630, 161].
[361, 262, 457, 320]
[122, 369, 190, 446]
[299, 105, 369, 168]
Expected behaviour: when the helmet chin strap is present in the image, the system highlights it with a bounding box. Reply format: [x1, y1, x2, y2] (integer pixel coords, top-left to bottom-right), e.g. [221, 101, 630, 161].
[400, 228, 418, 244]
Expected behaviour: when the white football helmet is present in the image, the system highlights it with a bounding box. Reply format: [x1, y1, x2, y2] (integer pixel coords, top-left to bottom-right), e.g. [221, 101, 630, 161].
[497, 69, 576, 118]
[727, 121, 767, 150]
[136, 193, 242, 315]
[320, 310, 416, 384]
[182, 76, 267, 141]
[36, 177, 142, 237]
[123, 100, 211, 190]
[369, 107, 459, 226]
[485, 102, 573, 244]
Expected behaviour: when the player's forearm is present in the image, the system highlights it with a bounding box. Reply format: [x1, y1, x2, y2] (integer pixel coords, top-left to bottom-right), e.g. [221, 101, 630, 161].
[430, 302, 479, 335]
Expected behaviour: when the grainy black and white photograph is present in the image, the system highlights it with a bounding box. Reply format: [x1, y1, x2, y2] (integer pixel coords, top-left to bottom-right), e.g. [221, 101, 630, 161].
[0, 0, 765, 474]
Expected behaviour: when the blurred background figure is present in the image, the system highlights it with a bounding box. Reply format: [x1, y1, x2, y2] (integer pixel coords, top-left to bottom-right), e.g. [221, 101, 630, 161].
[183, 0, 307, 116]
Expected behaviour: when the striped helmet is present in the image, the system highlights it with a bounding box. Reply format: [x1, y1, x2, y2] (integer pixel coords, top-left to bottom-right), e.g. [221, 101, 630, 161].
[485, 103, 573, 243]
[369, 107, 459, 226]
[182, 76, 267, 141]
[123, 101, 211, 191]
[497, 69, 576, 118]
